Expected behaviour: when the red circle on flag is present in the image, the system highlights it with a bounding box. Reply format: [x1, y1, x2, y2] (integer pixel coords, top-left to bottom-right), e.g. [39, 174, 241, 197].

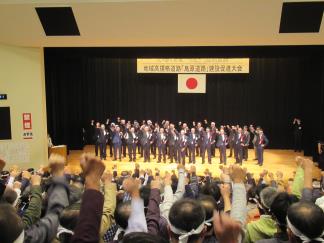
[186, 78, 198, 89]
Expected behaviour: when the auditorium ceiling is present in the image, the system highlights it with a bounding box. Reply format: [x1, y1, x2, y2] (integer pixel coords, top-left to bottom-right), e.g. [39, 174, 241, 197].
[0, 0, 323, 47]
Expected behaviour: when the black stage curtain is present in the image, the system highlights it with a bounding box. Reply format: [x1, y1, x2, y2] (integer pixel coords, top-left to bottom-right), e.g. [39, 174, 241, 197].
[44, 46, 324, 159]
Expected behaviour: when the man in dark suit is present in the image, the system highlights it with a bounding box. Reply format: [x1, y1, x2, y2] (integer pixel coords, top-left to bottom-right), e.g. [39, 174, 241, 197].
[137, 125, 144, 157]
[188, 128, 198, 164]
[175, 130, 182, 164]
[141, 126, 152, 162]
[133, 121, 141, 154]
[125, 127, 138, 162]
[197, 124, 204, 157]
[203, 119, 209, 128]
[243, 126, 251, 161]
[107, 123, 115, 158]
[216, 128, 228, 165]
[228, 126, 236, 157]
[234, 127, 245, 165]
[182, 123, 190, 156]
[94, 122, 101, 157]
[157, 127, 168, 163]
[98, 124, 109, 160]
[88, 119, 95, 145]
[255, 129, 269, 166]
[293, 118, 303, 152]
[120, 119, 127, 158]
[151, 125, 158, 159]
[112, 126, 122, 161]
[201, 128, 214, 164]
[179, 130, 188, 165]
[168, 129, 178, 163]
[250, 125, 258, 160]
[162, 120, 170, 156]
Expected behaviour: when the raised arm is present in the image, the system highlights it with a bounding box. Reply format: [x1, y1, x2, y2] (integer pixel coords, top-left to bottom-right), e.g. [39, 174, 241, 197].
[173, 164, 186, 201]
[22, 175, 42, 228]
[292, 156, 305, 199]
[220, 184, 232, 213]
[124, 178, 148, 234]
[301, 158, 313, 202]
[230, 165, 247, 225]
[24, 154, 70, 243]
[72, 154, 106, 243]
[213, 212, 243, 243]
[100, 171, 117, 241]
[146, 179, 161, 235]
[160, 172, 174, 219]
[318, 142, 323, 154]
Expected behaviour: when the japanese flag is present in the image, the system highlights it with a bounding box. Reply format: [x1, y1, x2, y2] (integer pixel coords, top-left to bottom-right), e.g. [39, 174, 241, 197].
[178, 74, 206, 93]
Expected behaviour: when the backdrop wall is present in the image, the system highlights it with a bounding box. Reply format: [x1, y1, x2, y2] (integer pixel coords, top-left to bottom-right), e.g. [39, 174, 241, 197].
[44, 46, 324, 158]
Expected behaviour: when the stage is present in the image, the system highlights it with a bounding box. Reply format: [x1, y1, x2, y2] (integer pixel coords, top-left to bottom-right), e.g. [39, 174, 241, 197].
[66, 145, 322, 180]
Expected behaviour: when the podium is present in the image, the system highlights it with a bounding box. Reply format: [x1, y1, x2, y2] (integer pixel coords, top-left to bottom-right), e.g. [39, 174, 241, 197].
[49, 145, 67, 164]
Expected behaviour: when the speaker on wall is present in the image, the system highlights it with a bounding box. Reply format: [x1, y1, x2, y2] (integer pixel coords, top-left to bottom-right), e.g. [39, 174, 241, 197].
[0, 107, 12, 140]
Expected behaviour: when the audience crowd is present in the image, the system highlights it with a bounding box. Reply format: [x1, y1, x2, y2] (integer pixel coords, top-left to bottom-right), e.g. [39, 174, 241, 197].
[0, 154, 324, 243]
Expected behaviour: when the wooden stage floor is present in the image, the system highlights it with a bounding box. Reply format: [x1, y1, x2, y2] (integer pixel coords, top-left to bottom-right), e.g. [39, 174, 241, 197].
[66, 145, 322, 179]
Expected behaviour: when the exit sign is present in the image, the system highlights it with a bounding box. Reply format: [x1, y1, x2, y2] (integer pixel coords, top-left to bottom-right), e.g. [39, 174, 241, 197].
[0, 94, 7, 100]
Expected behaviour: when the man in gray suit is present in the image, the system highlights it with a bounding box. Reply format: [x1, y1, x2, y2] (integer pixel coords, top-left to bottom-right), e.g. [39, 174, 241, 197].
[157, 127, 168, 163]
[140, 126, 152, 162]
